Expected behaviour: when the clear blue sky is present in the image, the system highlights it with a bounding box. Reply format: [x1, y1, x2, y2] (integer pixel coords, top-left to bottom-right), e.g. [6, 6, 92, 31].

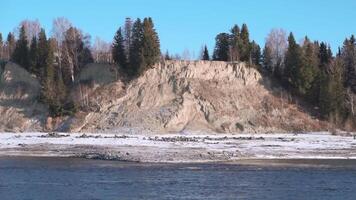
[1, 0, 356, 56]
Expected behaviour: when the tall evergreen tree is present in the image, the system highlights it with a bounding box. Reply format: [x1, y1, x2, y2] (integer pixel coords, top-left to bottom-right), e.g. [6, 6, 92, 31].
[298, 37, 320, 96]
[229, 25, 241, 61]
[240, 23, 251, 62]
[284, 32, 302, 91]
[112, 27, 127, 70]
[319, 58, 345, 122]
[263, 45, 273, 73]
[250, 41, 261, 66]
[6, 33, 16, 60]
[0, 33, 3, 60]
[129, 18, 144, 76]
[29, 36, 38, 75]
[12, 25, 30, 70]
[213, 33, 230, 61]
[202, 45, 210, 60]
[341, 35, 356, 92]
[141, 17, 161, 70]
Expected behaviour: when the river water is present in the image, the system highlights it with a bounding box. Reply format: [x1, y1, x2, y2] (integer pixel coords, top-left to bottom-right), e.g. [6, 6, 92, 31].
[1, 157, 356, 200]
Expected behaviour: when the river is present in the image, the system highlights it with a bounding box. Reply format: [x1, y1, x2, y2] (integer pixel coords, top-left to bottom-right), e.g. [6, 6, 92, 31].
[1, 157, 356, 200]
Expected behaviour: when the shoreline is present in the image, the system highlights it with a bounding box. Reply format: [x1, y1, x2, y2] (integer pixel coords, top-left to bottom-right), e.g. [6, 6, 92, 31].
[1, 132, 356, 163]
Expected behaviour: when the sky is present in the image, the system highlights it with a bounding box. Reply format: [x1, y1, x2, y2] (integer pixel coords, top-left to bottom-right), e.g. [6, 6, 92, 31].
[1, 0, 356, 57]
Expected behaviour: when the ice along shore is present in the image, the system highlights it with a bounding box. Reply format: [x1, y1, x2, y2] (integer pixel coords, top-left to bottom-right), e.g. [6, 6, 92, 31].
[0, 132, 356, 163]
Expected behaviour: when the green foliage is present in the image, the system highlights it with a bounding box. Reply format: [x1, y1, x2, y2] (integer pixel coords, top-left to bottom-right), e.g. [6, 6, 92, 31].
[12, 25, 30, 70]
[202, 45, 210, 60]
[129, 18, 144, 76]
[239, 24, 251, 62]
[29, 36, 39, 76]
[250, 41, 261, 66]
[128, 17, 161, 76]
[284, 33, 303, 91]
[112, 27, 127, 69]
[213, 33, 230, 61]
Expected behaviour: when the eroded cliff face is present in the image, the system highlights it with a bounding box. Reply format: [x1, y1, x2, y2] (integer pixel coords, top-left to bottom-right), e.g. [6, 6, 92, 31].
[69, 60, 324, 133]
[0, 61, 325, 133]
[0, 62, 47, 132]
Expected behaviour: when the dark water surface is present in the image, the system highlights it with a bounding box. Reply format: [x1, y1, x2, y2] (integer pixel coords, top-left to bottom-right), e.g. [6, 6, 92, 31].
[1, 157, 356, 200]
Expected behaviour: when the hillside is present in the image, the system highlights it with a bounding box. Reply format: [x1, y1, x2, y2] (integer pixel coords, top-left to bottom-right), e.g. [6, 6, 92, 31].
[0, 61, 327, 133]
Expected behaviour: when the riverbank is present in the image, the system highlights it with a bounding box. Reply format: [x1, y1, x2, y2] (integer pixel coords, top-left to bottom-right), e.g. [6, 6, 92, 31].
[1, 132, 356, 163]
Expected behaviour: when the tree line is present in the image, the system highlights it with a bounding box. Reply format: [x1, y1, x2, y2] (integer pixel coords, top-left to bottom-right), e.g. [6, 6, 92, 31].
[0, 17, 161, 117]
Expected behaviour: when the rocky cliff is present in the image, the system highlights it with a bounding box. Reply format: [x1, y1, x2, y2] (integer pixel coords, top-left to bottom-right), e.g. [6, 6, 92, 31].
[0, 61, 326, 133]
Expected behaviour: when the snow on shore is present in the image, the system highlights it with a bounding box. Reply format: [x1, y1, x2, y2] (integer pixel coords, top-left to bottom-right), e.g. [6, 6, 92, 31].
[0, 132, 356, 163]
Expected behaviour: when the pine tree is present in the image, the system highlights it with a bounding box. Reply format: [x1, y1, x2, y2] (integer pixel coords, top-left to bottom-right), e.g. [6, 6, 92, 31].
[213, 33, 230, 61]
[298, 37, 319, 96]
[240, 23, 251, 62]
[6, 33, 16, 60]
[250, 41, 261, 66]
[112, 27, 127, 70]
[129, 18, 144, 76]
[202, 45, 210, 60]
[12, 25, 30, 70]
[164, 50, 171, 60]
[341, 35, 356, 92]
[142, 17, 161, 70]
[319, 58, 345, 122]
[284, 32, 302, 91]
[263, 45, 273, 73]
[229, 25, 241, 61]
[29, 36, 38, 75]
[0, 33, 3, 60]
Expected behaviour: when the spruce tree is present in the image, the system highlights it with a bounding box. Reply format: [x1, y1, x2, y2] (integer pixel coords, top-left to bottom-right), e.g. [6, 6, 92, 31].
[12, 25, 30, 70]
[284, 32, 302, 91]
[213, 33, 230, 61]
[164, 50, 171, 60]
[0, 33, 3, 60]
[29, 36, 38, 75]
[298, 37, 319, 96]
[202, 45, 210, 60]
[142, 17, 161, 70]
[6, 33, 16, 60]
[240, 23, 251, 62]
[112, 27, 127, 69]
[229, 25, 241, 61]
[129, 18, 144, 76]
[263, 45, 273, 73]
[250, 41, 261, 66]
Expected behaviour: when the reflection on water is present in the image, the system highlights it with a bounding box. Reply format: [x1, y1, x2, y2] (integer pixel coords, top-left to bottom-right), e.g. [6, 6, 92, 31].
[1, 157, 356, 200]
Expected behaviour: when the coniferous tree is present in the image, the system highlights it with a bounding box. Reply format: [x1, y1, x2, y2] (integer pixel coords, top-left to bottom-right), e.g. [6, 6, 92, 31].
[129, 18, 144, 76]
[202, 45, 210, 60]
[29, 36, 39, 75]
[142, 18, 161, 70]
[263, 45, 273, 73]
[240, 23, 251, 62]
[298, 37, 319, 96]
[164, 50, 171, 60]
[284, 32, 302, 91]
[341, 35, 356, 92]
[12, 25, 30, 70]
[250, 41, 261, 66]
[0, 33, 3, 60]
[229, 25, 241, 61]
[6, 33, 16, 60]
[112, 27, 127, 70]
[213, 33, 230, 61]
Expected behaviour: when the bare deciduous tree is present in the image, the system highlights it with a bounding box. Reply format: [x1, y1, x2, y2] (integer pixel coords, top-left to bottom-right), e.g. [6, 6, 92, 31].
[16, 20, 41, 45]
[92, 37, 112, 63]
[265, 28, 288, 73]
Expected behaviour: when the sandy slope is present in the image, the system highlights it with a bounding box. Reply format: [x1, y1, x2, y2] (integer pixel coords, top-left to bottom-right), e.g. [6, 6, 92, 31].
[1, 132, 356, 163]
[0, 61, 327, 133]
[69, 61, 326, 133]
